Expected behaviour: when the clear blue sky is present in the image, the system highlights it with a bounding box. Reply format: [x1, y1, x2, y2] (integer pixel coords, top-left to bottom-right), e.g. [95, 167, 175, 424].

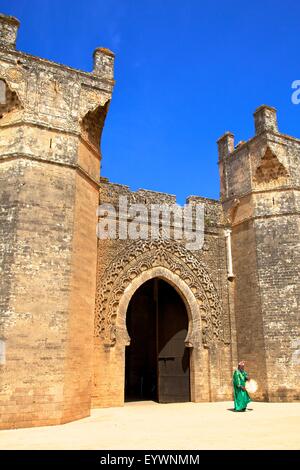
[1, 0, 300, 202]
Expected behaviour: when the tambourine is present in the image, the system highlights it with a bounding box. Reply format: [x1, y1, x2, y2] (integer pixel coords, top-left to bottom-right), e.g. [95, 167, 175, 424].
[245, 379, 258, 393]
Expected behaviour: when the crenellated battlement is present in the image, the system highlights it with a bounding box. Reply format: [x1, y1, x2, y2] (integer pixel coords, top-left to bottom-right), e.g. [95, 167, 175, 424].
[0, 13, 115, 81]
[0, 13, 19, 49]
[0, 13, 115, 184]
[217, 105, 300, 202]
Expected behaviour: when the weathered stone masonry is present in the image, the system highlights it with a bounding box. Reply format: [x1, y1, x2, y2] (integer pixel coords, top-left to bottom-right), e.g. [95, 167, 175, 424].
[0, 14, 299, 429]
[0, 14, 114, 428]
[219, 106, 300, 402]
[93, 182, 234, 407]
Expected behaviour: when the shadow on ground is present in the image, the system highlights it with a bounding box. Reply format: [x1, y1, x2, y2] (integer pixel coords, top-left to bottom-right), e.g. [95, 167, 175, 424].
[227, 408, 253, 412]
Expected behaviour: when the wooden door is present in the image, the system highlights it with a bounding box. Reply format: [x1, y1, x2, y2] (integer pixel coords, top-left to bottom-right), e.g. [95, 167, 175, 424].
[157, 280, 190, 403]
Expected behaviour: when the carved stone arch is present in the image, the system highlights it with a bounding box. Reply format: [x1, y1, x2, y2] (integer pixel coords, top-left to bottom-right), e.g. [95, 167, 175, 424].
[95, 238, 229, 348]
[80, 100, 110, 151]
[116, 265, 201, 348]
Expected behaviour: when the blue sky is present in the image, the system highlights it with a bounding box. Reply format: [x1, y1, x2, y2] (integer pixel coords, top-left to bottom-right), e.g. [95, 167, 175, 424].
[1, 0, 300, 203]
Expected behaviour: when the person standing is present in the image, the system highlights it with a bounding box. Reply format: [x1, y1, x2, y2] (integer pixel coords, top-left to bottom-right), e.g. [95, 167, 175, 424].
[233, 361, 251, 411]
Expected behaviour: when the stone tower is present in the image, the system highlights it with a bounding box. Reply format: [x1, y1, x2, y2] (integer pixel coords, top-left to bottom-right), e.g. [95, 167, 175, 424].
[218, 106, 300, 401]
[0, 14, 114, 428]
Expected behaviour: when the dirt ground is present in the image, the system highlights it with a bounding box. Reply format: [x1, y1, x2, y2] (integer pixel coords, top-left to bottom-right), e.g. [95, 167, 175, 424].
[0, 401, 299, 450]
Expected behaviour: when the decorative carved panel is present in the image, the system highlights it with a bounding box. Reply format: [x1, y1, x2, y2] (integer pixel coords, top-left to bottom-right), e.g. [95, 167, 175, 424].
[95, 238, 230, 348]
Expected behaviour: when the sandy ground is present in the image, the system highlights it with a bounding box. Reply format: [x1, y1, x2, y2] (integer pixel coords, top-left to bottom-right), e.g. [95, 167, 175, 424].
[0, 401, 299, 450]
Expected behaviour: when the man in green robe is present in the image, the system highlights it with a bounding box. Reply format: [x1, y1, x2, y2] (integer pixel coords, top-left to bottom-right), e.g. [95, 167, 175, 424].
[233, 361, 251, 411]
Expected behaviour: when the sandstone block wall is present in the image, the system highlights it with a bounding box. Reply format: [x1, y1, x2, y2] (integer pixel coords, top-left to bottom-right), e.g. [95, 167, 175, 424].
[93, 180, 235, 407]
[0, 14, 114, 428]
[219, 106, 300, 401]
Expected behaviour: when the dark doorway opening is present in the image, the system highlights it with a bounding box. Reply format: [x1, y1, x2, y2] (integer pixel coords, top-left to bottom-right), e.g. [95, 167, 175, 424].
[125, 278, 190, 403]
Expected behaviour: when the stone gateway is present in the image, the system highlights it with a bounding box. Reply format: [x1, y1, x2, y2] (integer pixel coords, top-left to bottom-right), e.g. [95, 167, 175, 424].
[0, 14, 299, 429]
